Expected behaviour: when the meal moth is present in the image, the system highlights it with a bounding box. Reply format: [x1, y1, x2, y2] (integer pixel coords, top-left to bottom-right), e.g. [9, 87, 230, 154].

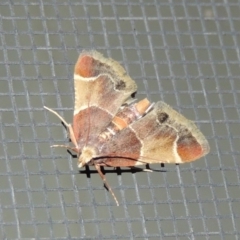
[44, 50, 210, 206]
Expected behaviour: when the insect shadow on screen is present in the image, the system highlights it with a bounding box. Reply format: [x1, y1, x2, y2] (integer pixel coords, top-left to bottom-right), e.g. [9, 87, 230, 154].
[57, 119, 168, 178]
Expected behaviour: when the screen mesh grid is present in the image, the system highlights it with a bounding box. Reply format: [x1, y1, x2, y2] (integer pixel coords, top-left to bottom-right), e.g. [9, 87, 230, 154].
[0, 1, 239, 239]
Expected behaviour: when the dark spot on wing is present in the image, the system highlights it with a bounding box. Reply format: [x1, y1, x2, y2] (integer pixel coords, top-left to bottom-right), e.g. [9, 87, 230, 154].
[115, 80, 126, 90]
[158, 112, 169, 123]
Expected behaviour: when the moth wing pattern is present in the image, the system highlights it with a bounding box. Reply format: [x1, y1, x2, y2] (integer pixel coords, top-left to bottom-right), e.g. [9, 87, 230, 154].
[98, 101, 210, 165]
[134, 101, 210, 163]
[73, 51, 137, 147]
[45, 50, 210, 206]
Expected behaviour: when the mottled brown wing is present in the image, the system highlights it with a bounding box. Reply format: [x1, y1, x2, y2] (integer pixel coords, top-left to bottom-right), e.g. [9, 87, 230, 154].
[72, 51, 137, 148]
[98, 101, 210, 166]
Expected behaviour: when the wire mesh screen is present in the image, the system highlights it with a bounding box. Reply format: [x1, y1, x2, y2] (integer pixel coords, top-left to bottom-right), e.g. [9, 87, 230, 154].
[0, 1, 239, 239]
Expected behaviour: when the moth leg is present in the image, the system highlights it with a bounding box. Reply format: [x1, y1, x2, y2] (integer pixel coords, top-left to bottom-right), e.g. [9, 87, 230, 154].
[129, 166, 153, 173]
[44, 106, 78, 148]
[94, 164, 119, 206]
[51, 145, 79, 153]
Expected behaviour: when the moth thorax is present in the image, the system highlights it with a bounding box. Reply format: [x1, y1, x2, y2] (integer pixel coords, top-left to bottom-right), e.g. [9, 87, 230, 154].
[78, 146, 97, 168]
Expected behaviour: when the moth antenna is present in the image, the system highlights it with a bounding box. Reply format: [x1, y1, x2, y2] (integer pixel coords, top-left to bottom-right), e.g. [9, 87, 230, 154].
[95, 164, 119, 206]
[96, 153, 167, 167]
[44, 106, 69, 127]
[44, 106, 78, 148]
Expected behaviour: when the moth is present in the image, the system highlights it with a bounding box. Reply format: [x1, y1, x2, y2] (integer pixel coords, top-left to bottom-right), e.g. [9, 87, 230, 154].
[44, 50, 210, 206]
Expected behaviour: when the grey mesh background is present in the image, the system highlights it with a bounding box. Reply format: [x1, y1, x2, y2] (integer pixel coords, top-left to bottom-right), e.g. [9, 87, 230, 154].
[0, 1, 239, 239]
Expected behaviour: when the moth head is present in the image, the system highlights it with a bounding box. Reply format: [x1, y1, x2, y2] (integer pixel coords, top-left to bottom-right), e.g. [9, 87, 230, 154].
[78, 146, 97, 168]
